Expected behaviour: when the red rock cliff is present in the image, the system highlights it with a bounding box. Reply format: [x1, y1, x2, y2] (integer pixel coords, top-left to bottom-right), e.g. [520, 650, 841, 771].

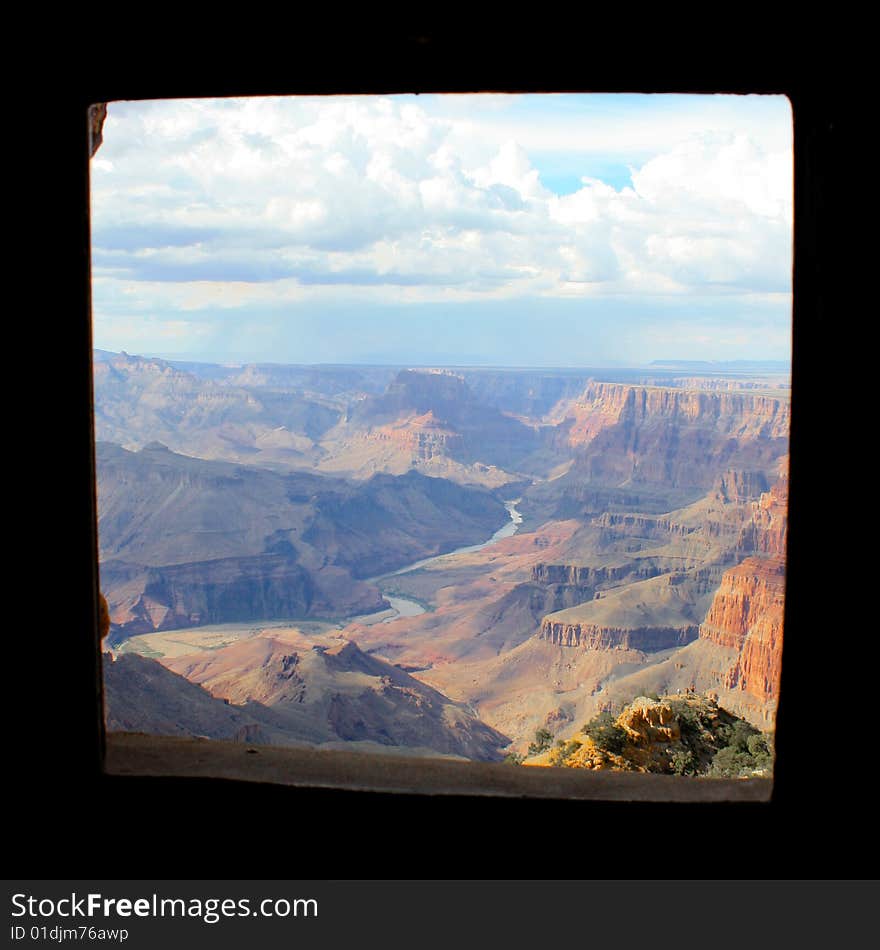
[699, 556, 785, 702]
[735, 456, 789, 558]
[698, 460, 788, 703]
[558, 383, 790, 493]
[564, 382, 791, 449]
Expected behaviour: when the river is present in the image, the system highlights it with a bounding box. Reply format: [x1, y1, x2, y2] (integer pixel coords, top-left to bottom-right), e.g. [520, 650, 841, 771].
[118, 498, 526, 651]
[353, 498, 523, 626]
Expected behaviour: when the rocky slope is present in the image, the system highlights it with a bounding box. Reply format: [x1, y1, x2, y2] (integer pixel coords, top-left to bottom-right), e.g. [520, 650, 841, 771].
[342, 455, 788, 745]
[103, 650, 326, 745]
[734, 457, 789, 558]
[95, 354, 790, 497]
[456, 369, 597, 420]
[157, 630, 510, 760]
[538, 573, 702, 651]
[104, 635, 509, 761]
[526, 466, 781, 660]
[357, 452, 789, 744]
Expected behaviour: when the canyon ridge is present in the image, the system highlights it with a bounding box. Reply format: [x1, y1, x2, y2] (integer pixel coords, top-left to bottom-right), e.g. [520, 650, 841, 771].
[95, 352, 790, 771]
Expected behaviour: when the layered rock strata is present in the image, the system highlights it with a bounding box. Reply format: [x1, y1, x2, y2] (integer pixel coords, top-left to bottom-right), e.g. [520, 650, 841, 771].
[699, 556, 786, 702]
[565, 382, 790, 449]
[539, 621, 699, 652]
[557, 382, 790, 496]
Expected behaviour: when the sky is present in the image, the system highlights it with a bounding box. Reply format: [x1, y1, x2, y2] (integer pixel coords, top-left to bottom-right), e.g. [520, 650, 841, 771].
[90, 93, 793, 367]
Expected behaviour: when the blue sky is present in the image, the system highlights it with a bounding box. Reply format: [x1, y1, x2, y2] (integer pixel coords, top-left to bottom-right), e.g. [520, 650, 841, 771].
[90, 93, 793, 366]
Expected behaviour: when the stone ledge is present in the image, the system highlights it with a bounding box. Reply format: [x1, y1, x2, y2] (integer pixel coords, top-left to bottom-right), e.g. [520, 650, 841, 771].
[106, 732, 773, 802]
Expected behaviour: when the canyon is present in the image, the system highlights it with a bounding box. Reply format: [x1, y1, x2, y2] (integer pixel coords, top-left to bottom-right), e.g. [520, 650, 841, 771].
[97, 440, 507, 640]
[95, 353, 790, 762]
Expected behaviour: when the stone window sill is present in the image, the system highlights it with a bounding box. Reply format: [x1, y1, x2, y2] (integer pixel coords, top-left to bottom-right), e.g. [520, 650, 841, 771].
[105, 732, 772, 802]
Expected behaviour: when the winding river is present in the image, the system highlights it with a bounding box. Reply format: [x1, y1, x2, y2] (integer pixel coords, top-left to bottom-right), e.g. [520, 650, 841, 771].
[118, 499, 526, 654]
[353, 498, 523, 626]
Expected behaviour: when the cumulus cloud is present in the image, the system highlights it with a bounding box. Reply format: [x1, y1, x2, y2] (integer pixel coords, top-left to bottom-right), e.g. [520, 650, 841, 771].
[90, 94, 792, 360]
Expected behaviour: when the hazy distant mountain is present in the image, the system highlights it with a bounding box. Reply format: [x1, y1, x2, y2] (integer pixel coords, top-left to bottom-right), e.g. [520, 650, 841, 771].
[316, 369, 547, 485]
[93, 351, 790, 487]
[648, 359, 790, 373]
[93, 350, 344, 469]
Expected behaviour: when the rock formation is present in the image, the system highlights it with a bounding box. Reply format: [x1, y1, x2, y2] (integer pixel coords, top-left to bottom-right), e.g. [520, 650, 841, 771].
[548, 382, 790, 505]
[156, 632, 511, 760]
[699, 556, 786, 702]
[319, 368, 543, 483]
[523, 693, 772, 776]
[103, 640, 510, 761]
[102, 651, 314, 746]
[697, 458, 788, 705]
[536, 572, 705, 654]
[617, 696, 682, 744]
[563, 381, 790, 450]
[93, 350, 342, 468]
[539, 620, 699, 651]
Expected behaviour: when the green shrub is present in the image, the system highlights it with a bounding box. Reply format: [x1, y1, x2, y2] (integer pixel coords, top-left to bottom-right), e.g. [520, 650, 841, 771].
[670, 747, 697, 776]
[710, 727, 774, 776]
[709, 746, 758, 777]
[727, 719, 760, 752]
[527, 728, 554, 757]
[581, 711, 614, 732]
[746, 732, 774, 770]
[746, 732, 770, 757]
[581, 712, 627, 754]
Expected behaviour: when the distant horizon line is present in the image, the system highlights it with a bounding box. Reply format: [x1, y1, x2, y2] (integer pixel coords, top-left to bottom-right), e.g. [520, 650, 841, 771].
[93, 348, 792, 373]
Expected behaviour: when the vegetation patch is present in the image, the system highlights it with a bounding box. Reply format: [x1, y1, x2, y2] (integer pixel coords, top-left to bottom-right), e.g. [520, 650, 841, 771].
[518, 693, 774, 778]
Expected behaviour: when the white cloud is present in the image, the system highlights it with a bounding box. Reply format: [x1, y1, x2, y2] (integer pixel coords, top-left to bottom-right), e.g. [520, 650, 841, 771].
[469, 140, 549, 201]
[91, 94, 792, 320]
[631, 132, 792, 221]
